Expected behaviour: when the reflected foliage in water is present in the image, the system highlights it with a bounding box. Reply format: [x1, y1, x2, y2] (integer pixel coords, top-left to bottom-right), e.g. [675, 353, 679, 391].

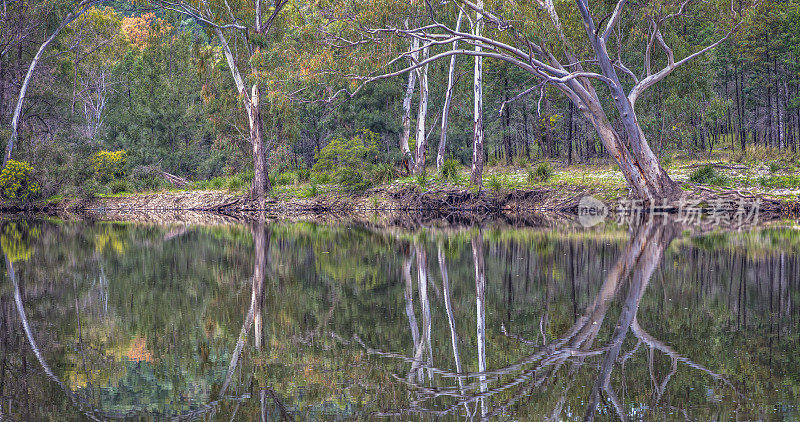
[0, 219, 798, 420]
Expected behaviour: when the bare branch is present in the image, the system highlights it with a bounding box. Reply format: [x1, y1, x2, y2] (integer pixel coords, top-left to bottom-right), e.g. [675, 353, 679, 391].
[629, 24, 738, 106]
[601, 0, 627, 41]
[498, 82, 541, 116]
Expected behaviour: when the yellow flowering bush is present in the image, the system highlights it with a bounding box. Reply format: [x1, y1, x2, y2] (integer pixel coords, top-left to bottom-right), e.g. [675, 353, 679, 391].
[0, 160, 41, 202]
[91, 150, 127, 181]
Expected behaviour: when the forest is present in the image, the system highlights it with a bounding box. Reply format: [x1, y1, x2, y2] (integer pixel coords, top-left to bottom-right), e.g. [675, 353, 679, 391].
[1, 0, 799, 206]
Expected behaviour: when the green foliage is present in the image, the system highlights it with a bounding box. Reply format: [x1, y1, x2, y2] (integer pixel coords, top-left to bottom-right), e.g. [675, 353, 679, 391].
[688, 165, 716, 183]
[439, 159, 461, 182]
[414, 171, 428, 189]
[513, 156, 530, 168]
[273, 171, 297, 186]
[193, 171, 252, 192]
[528, 163, 553, 184]
[108, 179, 132, 194]
[487, 174, 504, 193]
[689, 165, 728, 186]
[336, 167, 372, 191]
[311, 129, 379, 191]
[297, 167, 311, 182]
[769, 162, 781, 173]
[91, 150, 127, 182]
[371, 163, 396, 184]
[758, 175, 800, 189]
[0, 160, 41, 203]
[302, 183, 319, 198]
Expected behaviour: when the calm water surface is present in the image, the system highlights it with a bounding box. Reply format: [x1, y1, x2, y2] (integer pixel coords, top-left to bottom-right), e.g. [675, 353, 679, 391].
[1, 218, 799, 420]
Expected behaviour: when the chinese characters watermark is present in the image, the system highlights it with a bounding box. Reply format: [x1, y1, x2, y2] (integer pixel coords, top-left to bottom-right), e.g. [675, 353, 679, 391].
[577, 195, 761, 228]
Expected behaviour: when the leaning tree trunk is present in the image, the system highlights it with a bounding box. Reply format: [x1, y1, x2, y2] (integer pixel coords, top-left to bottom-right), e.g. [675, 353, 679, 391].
[470, 3, 485, 186]
[215, 26, 271, 206]
[436, 9, 463, 172]
[413, 43, 430, 175]
[4, 14, 71, 167]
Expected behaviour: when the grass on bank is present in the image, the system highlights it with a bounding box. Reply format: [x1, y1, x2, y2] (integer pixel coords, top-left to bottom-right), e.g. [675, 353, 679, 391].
[43, 145, 800, 206]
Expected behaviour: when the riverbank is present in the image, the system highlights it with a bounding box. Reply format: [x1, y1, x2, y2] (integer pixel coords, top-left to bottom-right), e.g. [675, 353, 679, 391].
[5, 156, 800, 222]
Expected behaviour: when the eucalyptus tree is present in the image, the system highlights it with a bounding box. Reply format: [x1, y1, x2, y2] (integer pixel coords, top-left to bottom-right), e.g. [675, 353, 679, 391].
[437, 9, 463, 172]
[156, 0, 290, 207]
[3, 0, 107, 168]
[359, 0, 754, 199]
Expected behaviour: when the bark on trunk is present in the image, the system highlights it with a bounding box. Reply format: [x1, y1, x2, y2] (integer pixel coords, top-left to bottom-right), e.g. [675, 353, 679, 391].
[413, 43, 430, 175]
[399, 33, 418, 172]
[470, 4, 485, 186]
[249, 84, 270, 209]
[436, 10, 463, 172]
[215, 27, 271, 206]
[4, 17, 68, 167]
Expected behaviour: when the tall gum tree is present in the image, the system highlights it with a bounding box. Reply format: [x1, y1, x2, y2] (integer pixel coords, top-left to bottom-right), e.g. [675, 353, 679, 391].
[156, 0, 290, 207]
[3, 0, 107, 168]
[356, 0, 754, 200]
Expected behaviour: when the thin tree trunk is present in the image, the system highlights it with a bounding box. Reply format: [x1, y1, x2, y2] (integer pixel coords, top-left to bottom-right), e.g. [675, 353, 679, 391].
[399, 57, 417, 172]
[522, 100, 531, 160]
[437, 242, 466, 398]
[249, 84, 270, 207]
[470, 3, 485, 186]
[737, 61, 746, 152]
[413, 43, 430, 175]
[502, 77, 513, 165]
[5, 16, 69, 167]
[436, 9, 463, 172]
[567, 101, 574, 165]
[472, 232, 487, 417]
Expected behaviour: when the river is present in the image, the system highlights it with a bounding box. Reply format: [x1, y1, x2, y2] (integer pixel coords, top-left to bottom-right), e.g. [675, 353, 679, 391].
[0, 216, 798, 420]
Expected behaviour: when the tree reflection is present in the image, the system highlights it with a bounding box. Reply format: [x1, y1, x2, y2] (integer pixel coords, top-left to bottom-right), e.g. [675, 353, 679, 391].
[363, 219, 742, 420]
[2, 218, 798, 420]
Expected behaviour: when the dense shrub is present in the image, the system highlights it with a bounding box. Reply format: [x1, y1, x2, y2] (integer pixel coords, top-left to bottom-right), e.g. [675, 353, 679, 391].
[527, 162, 553, 184]
[297, 166, 311, 182]
[311, 129, 379, 190]
[91, 150, 127, 181]
[371, 162, 396, 184]
[109, 179, 132, 194]
[0, 160, 41, 203]
[487, 173, 504, 193]
[273, 171, 296, 186]
[689, 164, 728, 186]
[439, 158, 461, 182]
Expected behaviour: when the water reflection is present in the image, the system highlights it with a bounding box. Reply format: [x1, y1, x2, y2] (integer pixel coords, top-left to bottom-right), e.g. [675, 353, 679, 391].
[0, 217, 798, 420]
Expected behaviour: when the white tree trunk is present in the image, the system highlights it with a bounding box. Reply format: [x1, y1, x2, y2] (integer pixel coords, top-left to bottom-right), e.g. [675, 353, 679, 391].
[470, 4, 484, 186]
[400, 68, 416, 159]
[5, 19, 67, 167]
[437, 242, 466, 397]
[436, 9, 463, 172]
[472, 232, 487, 417]
[214, 27, 270, 205]
[399, 34, 419, 171]
[413, 43, 430, 175]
